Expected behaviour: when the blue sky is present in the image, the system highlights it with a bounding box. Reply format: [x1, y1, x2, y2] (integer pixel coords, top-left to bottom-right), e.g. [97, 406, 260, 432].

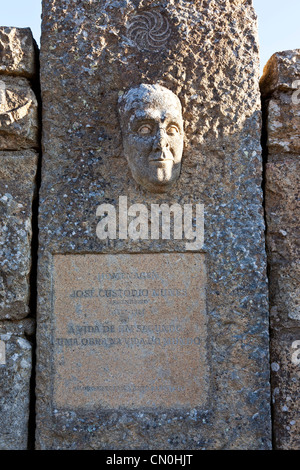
[253, 0, 300, 74]
[1, 0, 299, 75]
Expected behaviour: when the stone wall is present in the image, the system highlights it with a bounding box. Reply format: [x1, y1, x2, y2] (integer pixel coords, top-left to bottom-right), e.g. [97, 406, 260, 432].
[0, 27, 39, 450]
[0, 18, 299, 452]
[260, 49, 300, 450]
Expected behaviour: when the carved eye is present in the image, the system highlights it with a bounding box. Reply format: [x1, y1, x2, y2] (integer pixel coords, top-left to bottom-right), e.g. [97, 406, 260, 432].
[138, 124, 152, 135]
[167, 125, 180, 136]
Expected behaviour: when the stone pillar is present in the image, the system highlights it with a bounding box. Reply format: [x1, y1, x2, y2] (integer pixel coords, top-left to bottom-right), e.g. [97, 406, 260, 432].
[36, 0, 271, 449]
[0, 320, 34, 449]
[0, 27, 39, 450]
[260, 49, 300, 450]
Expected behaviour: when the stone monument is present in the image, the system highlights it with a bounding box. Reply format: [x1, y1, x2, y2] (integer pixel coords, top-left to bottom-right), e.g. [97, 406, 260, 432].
[36, 0, 271, 449]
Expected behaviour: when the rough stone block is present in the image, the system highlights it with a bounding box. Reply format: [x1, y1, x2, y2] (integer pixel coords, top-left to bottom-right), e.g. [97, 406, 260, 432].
[0, 151, 38, 320]
[0, 75, 39, 150]
[265, 160, 299, 263]
[260, 49, 300, 97]
[262, 48, 300, 451]
[266, 95, 300, 157]
[0, 27, 37, 78]
[260, 49, 300, 159]
[0, 319, 34, 450]
[271, 332, 300, 450]
[265, 160, 300, 325]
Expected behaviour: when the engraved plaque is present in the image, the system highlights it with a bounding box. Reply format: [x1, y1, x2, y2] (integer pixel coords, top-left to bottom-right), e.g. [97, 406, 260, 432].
[52, 253, 208, 409]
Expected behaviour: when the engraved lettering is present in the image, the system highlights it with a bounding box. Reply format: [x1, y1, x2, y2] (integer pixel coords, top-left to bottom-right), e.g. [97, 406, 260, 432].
[53, 253, 208, 408]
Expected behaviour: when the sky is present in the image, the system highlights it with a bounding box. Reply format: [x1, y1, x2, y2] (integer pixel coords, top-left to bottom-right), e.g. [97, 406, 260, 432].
[0, 0, 299, 76]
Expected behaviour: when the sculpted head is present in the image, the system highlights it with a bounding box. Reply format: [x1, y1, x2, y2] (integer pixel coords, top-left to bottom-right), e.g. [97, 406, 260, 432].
[118, 84, 184, 193]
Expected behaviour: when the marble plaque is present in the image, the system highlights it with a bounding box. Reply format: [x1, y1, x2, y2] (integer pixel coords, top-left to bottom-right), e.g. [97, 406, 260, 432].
[52, 253, 208, 409]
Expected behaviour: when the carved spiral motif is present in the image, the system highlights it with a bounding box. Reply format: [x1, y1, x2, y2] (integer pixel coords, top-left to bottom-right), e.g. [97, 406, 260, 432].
[127, 11, 171, 52]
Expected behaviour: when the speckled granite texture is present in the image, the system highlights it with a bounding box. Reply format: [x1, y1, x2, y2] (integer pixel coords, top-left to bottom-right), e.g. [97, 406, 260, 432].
[0, 75, 39, 150]
[0, 319, 34, 449]
[0, 27, 37, 78]
[261, 49, 300, 450]
[0, 26, 38, 449]
[36, 0, 271, 449]
[0, 152, 38, 320]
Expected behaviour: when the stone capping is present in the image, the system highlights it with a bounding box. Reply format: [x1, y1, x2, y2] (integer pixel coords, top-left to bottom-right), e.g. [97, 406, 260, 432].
[260, 49, 300, 98]
[0, 27, 37, 79]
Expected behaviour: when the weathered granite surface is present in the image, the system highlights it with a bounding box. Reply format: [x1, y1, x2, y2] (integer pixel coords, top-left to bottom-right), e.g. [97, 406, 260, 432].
[0, 27, 37, 78]
[271, 332, 300, 450]
[0, 319, 34, 450]
[36, 0, 271, 449]
[0, 151, 38, 320]
[266, 160, 299, 324]
[261, 49, 300, 449]
[0, 75, 39, 150]
[260, 49, 300, 159]
[0, 26, 39, 451]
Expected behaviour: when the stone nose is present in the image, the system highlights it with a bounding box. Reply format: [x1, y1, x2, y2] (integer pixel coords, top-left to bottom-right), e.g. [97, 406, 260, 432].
[153, 128, 169, 151]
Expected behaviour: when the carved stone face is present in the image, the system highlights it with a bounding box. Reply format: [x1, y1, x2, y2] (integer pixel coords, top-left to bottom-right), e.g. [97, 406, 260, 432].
[119, 84, 184, 193]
